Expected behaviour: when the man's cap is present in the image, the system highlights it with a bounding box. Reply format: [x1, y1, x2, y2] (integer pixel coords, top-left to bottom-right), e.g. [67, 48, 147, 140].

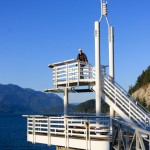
[78, 48, 82, 52]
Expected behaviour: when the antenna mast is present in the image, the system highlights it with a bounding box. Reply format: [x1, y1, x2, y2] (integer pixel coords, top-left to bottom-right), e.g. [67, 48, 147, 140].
[95, 0, 115, 124]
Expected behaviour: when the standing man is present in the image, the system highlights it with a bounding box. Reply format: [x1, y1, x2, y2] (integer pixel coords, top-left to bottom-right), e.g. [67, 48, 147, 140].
[77, 48, 88, 79]
[77, 48, 88, 63]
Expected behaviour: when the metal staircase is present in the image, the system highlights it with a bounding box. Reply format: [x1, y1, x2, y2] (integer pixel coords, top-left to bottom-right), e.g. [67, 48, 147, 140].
[101, 74, 150, 130]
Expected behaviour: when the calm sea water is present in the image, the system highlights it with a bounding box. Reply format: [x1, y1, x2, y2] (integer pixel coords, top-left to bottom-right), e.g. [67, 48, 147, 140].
[0, 113, 55, 150]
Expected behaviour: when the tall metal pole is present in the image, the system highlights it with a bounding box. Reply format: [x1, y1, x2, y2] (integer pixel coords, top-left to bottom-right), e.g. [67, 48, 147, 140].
[109, 26, 115, 126]
[64, 88, 68, 116]
[95, 21, 101, 118]
[109, 26, 114, 79]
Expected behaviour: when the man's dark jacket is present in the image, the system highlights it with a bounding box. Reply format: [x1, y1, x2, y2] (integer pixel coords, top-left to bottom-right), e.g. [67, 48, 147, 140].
[77, 53, 88, 62]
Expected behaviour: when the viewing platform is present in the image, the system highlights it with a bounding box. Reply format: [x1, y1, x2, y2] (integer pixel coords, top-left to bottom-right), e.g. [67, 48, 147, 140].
[48, 59, 96, 88]
[45, 59, 106, 93]
[25, 115, 150, 150]
[27, 115, 110, 150]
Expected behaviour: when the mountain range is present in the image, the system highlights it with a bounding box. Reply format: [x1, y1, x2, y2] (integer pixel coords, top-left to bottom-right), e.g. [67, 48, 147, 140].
[0, 84, 108, 114]
[0, 84, 63, 114]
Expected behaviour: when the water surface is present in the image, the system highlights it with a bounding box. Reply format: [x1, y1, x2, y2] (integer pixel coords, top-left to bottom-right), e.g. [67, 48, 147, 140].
[0, 113, 55, 150]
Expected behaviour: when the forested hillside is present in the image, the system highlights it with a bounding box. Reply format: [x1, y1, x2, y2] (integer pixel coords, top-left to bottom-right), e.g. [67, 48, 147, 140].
[128, 66, 150, 110]
[129, 66, 150, 94]
[76, 99, 109, 114]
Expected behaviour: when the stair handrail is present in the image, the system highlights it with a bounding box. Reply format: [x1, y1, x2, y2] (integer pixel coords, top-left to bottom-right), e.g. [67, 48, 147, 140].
[103, 73, 150, 115]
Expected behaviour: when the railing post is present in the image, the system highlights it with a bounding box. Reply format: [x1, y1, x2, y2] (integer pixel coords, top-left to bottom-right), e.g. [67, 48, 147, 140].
[88, 64, 91, 79]
[129, 101, 131, 120]
[85, 120, 89, 150]
[33, 117, 35, 144]
[48, 117, 51, 146]
[64, 117, 68, 148]
[55, 67, 57, 88]
[27, 117, 29, 141]
[78, 61, 80, 85]
[66, 64, 68, 87]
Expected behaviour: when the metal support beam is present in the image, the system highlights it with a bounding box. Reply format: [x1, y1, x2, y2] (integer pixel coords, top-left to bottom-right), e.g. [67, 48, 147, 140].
[109, 26, 114, 79]
[64, 88, 68, 116]
[109, 26, 115, 128]
[95, 21, 102, 119]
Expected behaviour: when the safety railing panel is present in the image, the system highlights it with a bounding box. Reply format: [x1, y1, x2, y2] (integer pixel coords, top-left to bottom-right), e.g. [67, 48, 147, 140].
[27, 116, 110, 140]
[103, 74, 150, 130]
[51, 60, 96, 88]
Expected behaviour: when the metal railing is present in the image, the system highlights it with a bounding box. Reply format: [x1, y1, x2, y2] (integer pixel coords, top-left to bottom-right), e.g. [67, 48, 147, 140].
[27, 116, 110, 144]
[51, 59, 96, 88]
[26, 115, 150, 150]
[103, 74, 150, 131]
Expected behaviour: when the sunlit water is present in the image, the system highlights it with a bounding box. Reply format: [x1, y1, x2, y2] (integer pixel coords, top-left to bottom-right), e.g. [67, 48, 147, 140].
[0, 114, 55, 150]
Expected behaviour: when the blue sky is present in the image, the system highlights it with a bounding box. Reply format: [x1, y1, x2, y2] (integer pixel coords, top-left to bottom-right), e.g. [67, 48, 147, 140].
[0, 0, 150, 103]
